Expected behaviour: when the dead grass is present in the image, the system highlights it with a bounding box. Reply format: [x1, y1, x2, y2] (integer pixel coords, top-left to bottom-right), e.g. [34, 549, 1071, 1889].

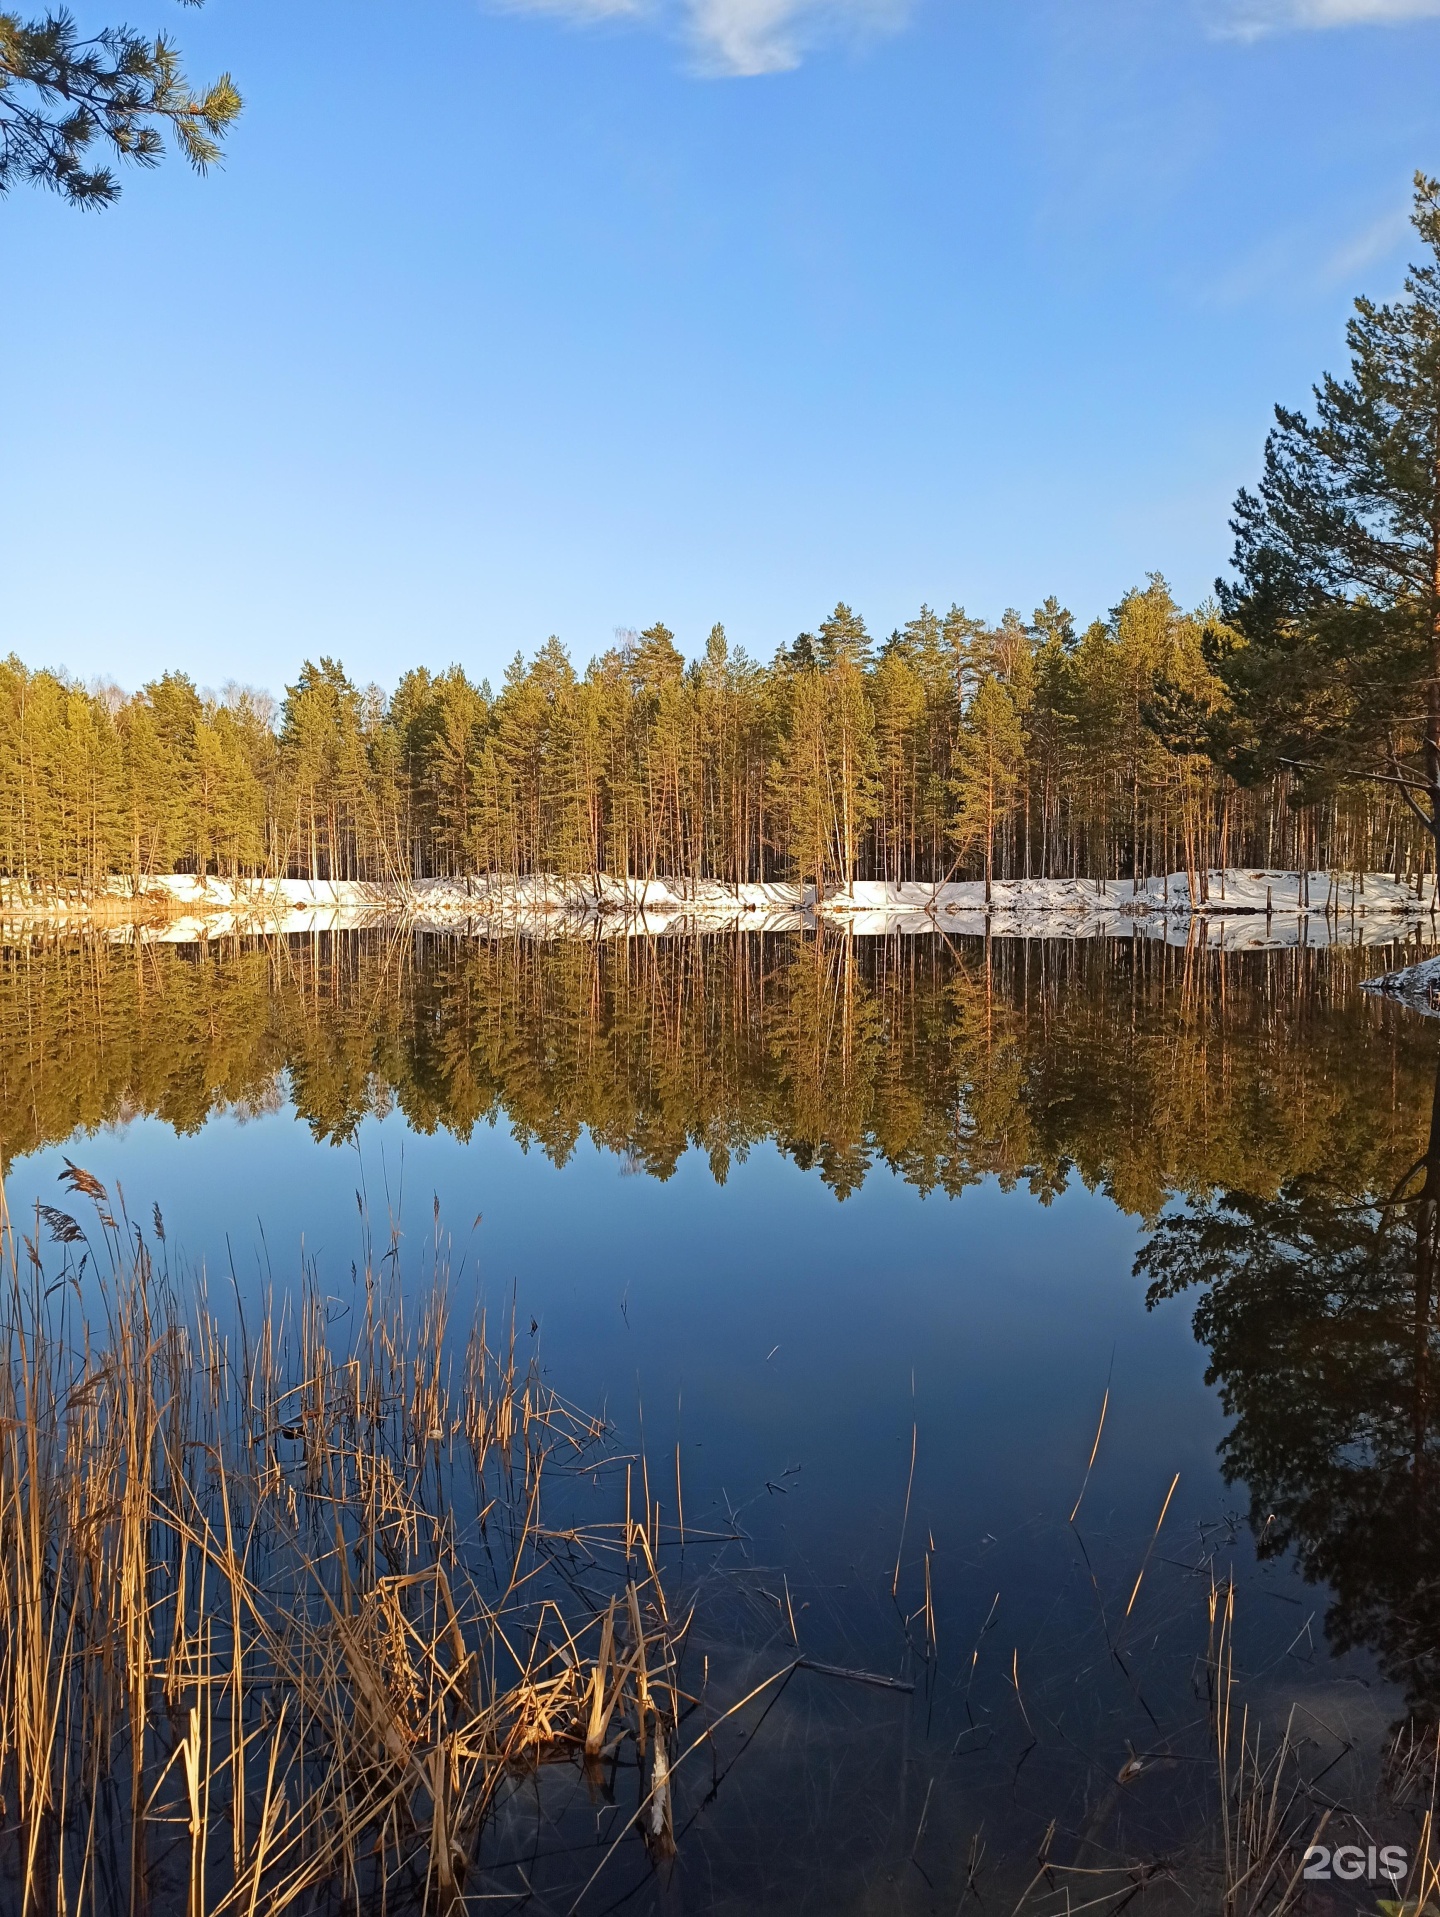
[0, 1167, 690, 1914]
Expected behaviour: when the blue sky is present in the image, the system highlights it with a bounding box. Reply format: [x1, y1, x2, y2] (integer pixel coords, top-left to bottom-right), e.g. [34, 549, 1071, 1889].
[2, 0, 1438, 693]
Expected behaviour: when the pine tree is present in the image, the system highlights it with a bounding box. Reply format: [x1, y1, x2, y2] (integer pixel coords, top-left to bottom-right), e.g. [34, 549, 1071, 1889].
[770, 646, 829, 895]
[428, 668, 489, 875]
[1027, 600, 1077, 878]
[951, 676, 1026, 903]
[1222, 172, 1440, 864]
[871, 638, 926, 881]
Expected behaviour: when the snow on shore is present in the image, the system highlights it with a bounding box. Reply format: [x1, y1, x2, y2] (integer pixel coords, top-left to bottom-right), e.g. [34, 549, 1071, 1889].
[3, 869, 1437, 947]
[148, 867, 1440, 920]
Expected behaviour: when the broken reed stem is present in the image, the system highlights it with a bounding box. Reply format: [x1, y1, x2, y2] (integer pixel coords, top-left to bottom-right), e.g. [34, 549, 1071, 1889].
[892, 1416, 918, 1600]
[0, 1172, 686, 1915]
[1123, 1471, 1179, 1622]
[1068, 1381, 1110, 1525]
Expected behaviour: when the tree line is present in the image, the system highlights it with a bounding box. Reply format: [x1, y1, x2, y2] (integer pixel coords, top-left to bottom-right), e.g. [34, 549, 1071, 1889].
[6, 577, 1437, 899]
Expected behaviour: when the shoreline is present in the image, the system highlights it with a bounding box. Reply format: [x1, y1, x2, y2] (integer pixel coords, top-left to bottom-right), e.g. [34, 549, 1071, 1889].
[1, 869, 1436, 947]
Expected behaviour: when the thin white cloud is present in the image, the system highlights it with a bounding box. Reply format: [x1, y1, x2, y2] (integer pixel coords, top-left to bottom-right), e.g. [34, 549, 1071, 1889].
[1320, 206, 1412, 283]
[494, 0, 650, 25]
[493, 0, 907, 75]
[685, 0, 810, 73]
[1202, 201, 1411, 307]
[683, 0, 904, 74]
[1215, 0, 1440, 38]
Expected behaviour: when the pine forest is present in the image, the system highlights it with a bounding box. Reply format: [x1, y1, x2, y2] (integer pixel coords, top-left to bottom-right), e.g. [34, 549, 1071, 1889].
[4, 577, 1434, 897]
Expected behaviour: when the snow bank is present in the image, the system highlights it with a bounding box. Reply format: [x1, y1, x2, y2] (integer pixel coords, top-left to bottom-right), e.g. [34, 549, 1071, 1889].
[4, 869, 1437, 944]
[387, 868, 1440, 924]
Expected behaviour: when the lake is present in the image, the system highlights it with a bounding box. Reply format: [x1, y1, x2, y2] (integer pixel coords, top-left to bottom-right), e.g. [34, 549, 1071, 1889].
[2, 926, 1436, 1911]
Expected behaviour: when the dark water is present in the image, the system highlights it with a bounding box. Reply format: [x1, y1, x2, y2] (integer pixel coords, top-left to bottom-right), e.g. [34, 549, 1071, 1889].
[2, 928, 1437, 1910]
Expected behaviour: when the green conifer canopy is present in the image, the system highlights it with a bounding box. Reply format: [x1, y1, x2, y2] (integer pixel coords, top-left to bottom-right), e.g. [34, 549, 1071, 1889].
[0, 3, 239, 206]
[1220, 173, 1440, 851]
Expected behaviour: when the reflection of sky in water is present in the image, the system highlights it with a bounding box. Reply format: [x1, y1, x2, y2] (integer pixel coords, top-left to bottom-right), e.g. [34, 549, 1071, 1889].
[10, 1105, 1225, 1634]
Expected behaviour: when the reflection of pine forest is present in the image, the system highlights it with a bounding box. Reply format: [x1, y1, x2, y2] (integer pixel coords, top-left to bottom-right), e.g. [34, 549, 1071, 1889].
[7, 926, 1440, 1710]
[1141, 1057, 1440, 1718]
[0, 931, 1429, 1202]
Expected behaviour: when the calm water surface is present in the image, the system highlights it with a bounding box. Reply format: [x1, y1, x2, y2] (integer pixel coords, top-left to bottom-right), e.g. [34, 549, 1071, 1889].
[1, 928, 1435, 1910]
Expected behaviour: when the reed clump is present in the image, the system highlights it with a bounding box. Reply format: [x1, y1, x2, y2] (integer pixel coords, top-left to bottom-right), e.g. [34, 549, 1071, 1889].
[0, 1168, 687, 1915]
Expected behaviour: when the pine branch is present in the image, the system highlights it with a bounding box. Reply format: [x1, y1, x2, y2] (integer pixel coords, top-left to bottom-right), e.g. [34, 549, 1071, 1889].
[0, 5, 240, 206]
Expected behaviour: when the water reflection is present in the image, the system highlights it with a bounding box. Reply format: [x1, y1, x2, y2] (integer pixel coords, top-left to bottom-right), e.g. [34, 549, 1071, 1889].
[4, 928, 1439, 1898]
[0, 929, 1432, 1212]
[1139, 1042, 1440, 1721]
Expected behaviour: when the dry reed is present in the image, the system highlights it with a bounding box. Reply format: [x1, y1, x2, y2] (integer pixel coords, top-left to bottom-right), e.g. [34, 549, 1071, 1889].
[0, 1168, 689, 1914]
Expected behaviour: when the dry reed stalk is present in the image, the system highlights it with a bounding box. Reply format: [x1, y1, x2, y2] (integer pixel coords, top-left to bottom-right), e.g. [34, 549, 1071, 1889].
[0, 1173, 690, 1914]
[1208, 1573, 1329, 1917]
